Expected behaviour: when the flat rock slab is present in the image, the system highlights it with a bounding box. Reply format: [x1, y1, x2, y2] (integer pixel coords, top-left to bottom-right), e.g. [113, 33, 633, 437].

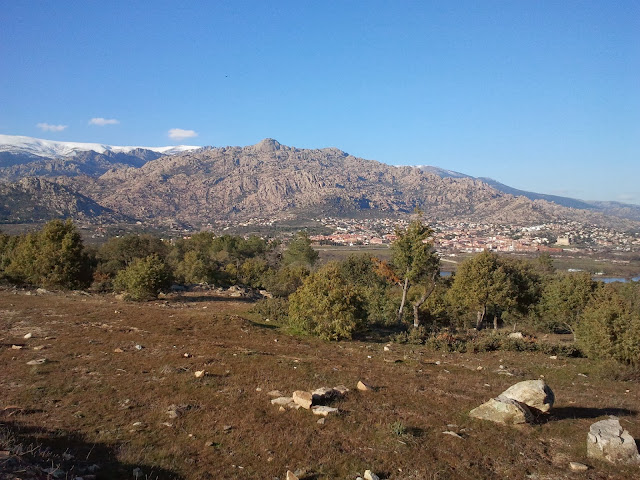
[587, 417, 640, 465]
[469, 396, 534, 425]
[311, 406, 339, 417]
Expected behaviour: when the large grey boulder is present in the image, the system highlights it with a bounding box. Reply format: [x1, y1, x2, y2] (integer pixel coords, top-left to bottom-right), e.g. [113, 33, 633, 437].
[500, 379, 555, 413]
[469, 395, 534, 425]
[587, 417, 640, 465]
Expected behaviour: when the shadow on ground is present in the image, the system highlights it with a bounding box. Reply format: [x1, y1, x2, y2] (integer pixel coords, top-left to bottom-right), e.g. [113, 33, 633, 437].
[539, 406, 638, 424]
[0, 420, 185, 480]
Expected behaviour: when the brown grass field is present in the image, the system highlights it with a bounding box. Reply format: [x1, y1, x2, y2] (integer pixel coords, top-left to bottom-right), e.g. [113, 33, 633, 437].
[1, 288, 639, 479]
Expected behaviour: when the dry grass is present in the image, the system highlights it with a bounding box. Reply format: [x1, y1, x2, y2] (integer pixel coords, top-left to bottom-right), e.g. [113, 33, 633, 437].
[1, 287, 639, 479]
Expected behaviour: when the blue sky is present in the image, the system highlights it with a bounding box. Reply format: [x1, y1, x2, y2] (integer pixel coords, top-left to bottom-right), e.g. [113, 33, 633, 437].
[1, 1, 638, 204]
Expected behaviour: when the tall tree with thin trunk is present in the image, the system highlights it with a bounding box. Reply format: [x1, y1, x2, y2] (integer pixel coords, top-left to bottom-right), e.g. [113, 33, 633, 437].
[391, 218, 440, 327]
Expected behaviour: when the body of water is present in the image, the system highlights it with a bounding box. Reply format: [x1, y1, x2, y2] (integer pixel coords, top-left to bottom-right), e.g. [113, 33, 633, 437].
[594, 276, 640, 283]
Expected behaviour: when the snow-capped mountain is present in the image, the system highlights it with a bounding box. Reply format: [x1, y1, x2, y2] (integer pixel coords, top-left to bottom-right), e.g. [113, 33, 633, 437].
[0, 134, 201, 158]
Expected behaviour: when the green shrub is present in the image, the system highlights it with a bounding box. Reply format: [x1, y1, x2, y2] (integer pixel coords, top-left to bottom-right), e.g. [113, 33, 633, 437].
[576, 284, 640, 366]
[392, 325, 429, 345]
[113, 254, 172, 301]
[4, 220, 92, 289]
[288, 262, 366, 340]
[251, 297, 289, 324]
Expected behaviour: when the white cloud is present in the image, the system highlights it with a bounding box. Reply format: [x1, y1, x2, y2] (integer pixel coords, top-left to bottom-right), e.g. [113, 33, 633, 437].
[168, 128, 198, 141]
[36, 122, 67, 132]
[89, 117, 119, 126]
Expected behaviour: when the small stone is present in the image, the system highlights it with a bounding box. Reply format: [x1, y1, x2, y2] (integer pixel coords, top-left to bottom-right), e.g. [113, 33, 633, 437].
[508, 332, 524, 339]
[26, 358, 47, 365]
[357, 380, 373, 391]
[279, 406, 286, 412]
[183, 353, 191, 358]
[569, 461, 589, 472]
[33, 345, 45, 350]
[113, 348, 124, 353]
[476, 366, 483, 371]
[317, 418, 325, 425]
[286, 470, 299, 480]
[132, 422, 143, 427]
[311, 406, 338, 417]
[267, 390, 284, 397]
[23, 333, 32, 339]
[293, 390, 313, 409]
[223, 425, 233, 431]
[271, 396, 295, 406]
[383, 345, 391, 352]
[134, 344, 143, 350]
[11, 345, 22, 350]
[549, 355, 558, 360]
[256, 387, 262, 392]
[364, 470, 380, 480]
[435, 360, 441, 365]
[194, 370, 205, 378]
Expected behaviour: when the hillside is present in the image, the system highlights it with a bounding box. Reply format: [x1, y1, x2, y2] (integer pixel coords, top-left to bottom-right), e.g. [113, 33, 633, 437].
[0, 177, 127, 223]
[74, 139, 633, 228]
[0, 136, 638, 229]
[1, 288, 638, 479]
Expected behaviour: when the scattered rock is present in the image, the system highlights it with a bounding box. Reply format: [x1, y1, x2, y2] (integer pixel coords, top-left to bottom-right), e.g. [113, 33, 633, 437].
[267, 390, 284, 397]
[270, 397, 300, 409]
[113, 348, 124, 353]
[312, 387, 335, 401]
[26, 358, 47, 365]
[317, 418, 325, 425]
[134, 344, 143, 350]
[333, 385, 349, 395]
[357, 380, 373, 391]
[194, 370, 205, 378]
[508, 332, 524, 339]
[476, 366, 483, 371]
[568, 461, 589, 472]
[311, 406, 338, 417]
[293, 390, 313, 409]
[364, 470, 380, 480]
[33, 345, 45, 350]
[286, 470, 299, 480]
[587, 417, 640, 465]
[383, 345, 391, 352]
[23, 332, 33, 339]
[11, 345, 22, 350]
[469, 396, 534, 425]
[500, 379, 555, 413]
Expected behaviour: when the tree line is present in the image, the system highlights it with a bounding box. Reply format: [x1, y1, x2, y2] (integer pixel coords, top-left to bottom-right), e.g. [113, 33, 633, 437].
[1, 219, 638, 367]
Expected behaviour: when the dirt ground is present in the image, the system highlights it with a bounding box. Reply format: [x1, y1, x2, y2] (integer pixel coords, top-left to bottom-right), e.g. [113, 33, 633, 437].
[1, 287, 638, 479]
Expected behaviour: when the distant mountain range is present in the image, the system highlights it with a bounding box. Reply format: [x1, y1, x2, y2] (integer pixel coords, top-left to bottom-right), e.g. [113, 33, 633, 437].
[0, 134, 638, 228]
[419, 165, 640, 222]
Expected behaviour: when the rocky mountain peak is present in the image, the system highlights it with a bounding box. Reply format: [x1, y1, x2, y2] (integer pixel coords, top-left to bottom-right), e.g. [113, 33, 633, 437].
[254, 138, 282, 152]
